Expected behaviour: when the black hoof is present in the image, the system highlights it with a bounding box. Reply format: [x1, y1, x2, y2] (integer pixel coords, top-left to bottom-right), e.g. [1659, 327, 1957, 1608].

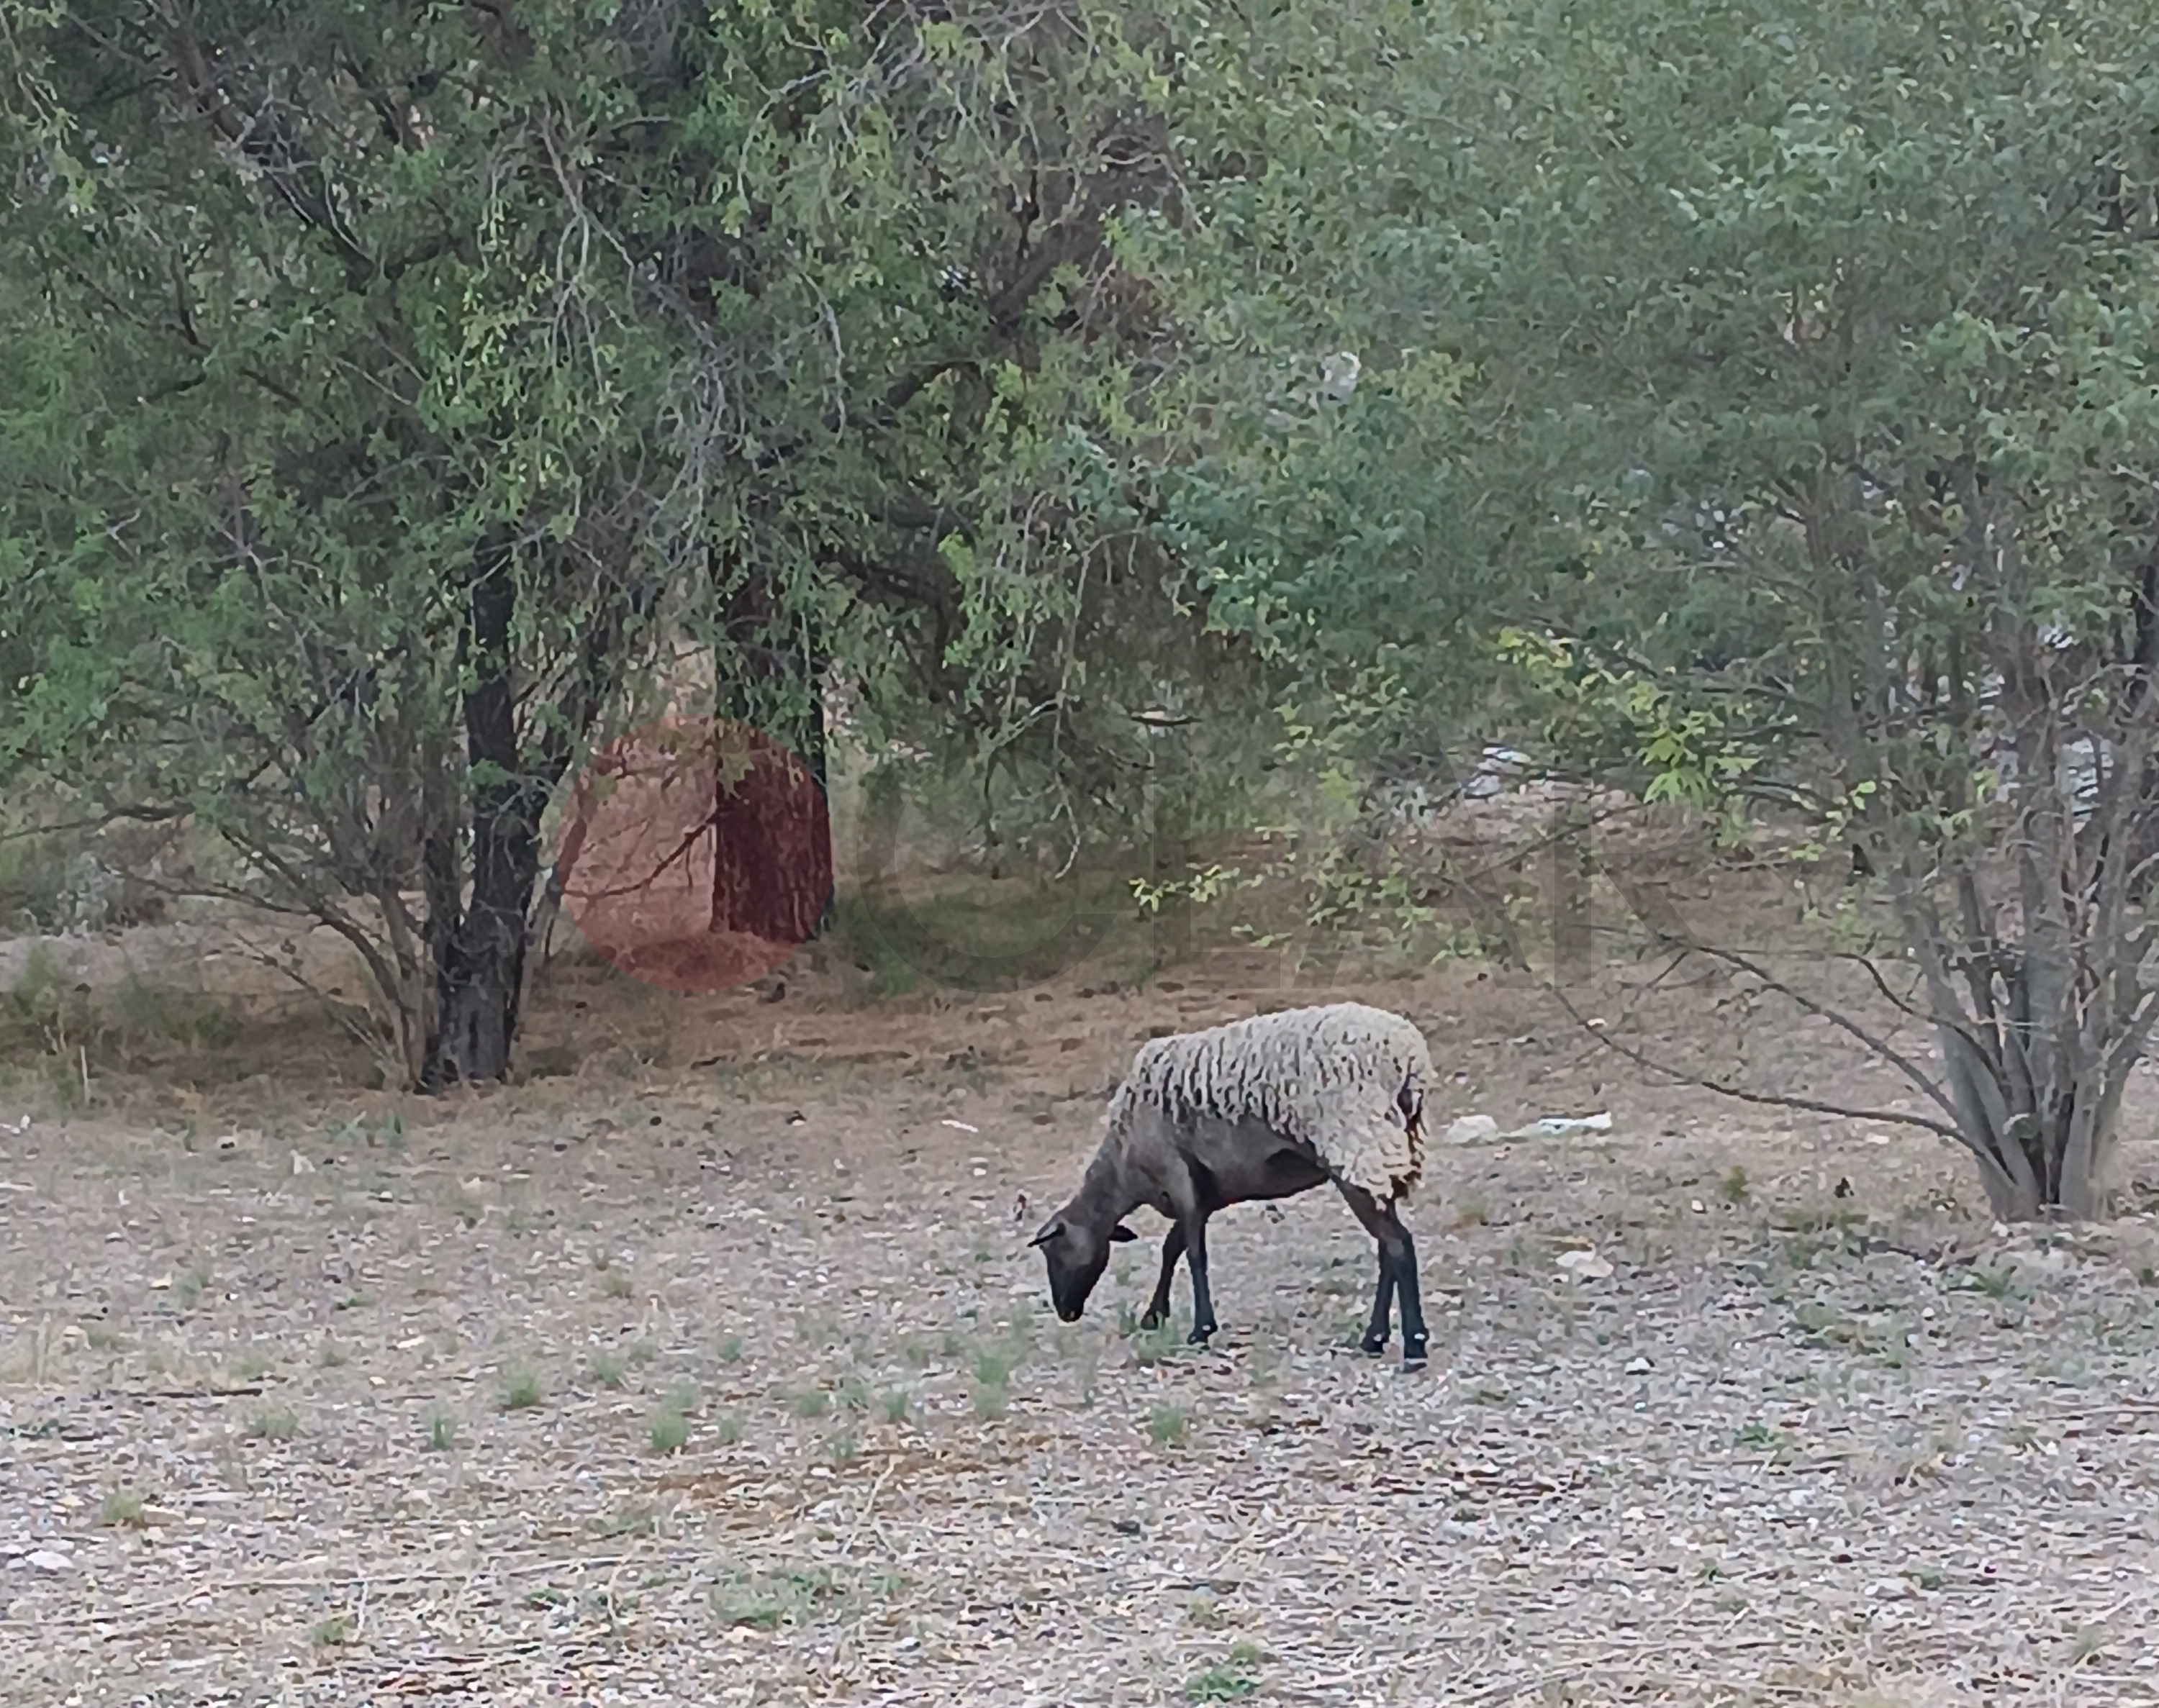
[1403, 1338, 1430, 1372]
[1188, 1325, 1216, 1345]
[1360, 1336, 1388, 1357]
[1139, 1309, 1164, 1331]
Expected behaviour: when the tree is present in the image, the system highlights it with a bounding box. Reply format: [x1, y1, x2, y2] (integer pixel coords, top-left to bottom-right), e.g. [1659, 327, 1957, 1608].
[1130, 0, 2159, 1219]
[0, 0, 730, 1086]
[0, 0, 1252, 1082]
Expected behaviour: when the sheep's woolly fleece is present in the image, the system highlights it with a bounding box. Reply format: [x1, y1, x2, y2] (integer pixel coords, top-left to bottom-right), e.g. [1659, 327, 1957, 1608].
[1106, 1002, 1434, 1205]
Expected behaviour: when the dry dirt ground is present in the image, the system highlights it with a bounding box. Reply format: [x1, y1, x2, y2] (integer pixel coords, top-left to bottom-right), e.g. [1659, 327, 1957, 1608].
[7, 899, 2159, 1706]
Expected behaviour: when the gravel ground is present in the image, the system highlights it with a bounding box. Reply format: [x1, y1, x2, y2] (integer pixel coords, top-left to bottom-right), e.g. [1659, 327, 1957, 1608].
[6, 940, 2159, 1707]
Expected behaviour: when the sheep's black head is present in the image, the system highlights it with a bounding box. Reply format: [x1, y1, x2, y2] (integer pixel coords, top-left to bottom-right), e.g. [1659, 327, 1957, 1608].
[1028, 1212, 1136, 1322]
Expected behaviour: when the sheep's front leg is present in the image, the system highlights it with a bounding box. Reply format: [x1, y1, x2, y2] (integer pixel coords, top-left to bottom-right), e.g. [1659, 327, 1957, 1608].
[1140, 1224, 1187, 1331]
[1180, 1214, 1218, 1345]
[1338, 1182, 1430, 1371]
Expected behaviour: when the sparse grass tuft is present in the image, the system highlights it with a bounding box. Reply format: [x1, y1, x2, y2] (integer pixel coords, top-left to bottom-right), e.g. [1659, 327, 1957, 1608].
[247, 1406, 299, 1441]
[317, 1339, 348, 1368]
[714, 1409, 745, 1445]
[101, 1489, 147, 1528]
[592, 1506, 658, 1539]
[312, 1616, 350, 1648]
[589, 1351, 626, 1390]
[422, 1407, 457, 1452]
[500, 1366, 543, 1412]
[880, 1389, 910, 1424]
[1149, 1403, 1190, 1446]
[648, 1406, 692, 1455]
[712, 1564, 841, 1630]
[793, 1387, 829, 1419]
[1720, 1166, 1750, 1203]
[973, 1345, 1018, 1417]
[1129, 1319, 1184, 1366]
[718, 1335, 744, 1362]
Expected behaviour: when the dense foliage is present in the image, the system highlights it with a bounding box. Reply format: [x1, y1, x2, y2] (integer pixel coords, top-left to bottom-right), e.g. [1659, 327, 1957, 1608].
[0, 0, 1254, 1083]
[9, 0, 2159, 1215]
[1134, 0, 2159, 1215]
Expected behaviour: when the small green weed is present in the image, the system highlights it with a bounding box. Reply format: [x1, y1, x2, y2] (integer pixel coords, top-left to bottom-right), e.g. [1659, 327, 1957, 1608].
[1149, 1404, 1190, 1446]
[590, 1352, 625, 1390]
[1185, 1658, 1260, 1700]
[500, 1366, 543, 1412]
[422, 1408, 457, 1452]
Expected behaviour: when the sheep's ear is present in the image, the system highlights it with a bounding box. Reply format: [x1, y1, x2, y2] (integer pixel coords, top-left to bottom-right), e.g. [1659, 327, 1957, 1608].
[1108, 1224, 1139, 1243]
[1028, 1219, 1064, 1249]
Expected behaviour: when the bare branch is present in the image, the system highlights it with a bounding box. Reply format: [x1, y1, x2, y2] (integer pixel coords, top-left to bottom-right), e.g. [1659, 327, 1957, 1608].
[1540, 973, 1967, 1141]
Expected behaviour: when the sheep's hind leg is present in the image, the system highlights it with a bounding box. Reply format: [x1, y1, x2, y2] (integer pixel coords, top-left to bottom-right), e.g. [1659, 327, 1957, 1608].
[1336, 1181, 1430, 1372]
[1140, 1225, 1187, 1330]
[1359, 1245, 1396, 1358]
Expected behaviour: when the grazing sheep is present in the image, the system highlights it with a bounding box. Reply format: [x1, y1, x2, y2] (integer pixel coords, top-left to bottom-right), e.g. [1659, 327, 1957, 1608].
[1028, 1002, 1436, 1370]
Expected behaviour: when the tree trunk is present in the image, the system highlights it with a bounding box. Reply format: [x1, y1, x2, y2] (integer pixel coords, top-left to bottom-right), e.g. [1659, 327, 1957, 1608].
[424, 530, 548, 1089]
[800, 676, 836, 941]
[709, 724, 833, 946]
[1937, 1025, 2135, 1222]
[707, 563, 836, 946]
